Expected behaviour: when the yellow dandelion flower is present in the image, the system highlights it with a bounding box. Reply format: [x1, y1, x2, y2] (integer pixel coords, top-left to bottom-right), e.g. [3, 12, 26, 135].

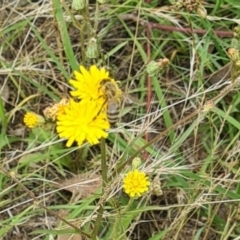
[56, 99, 110, 147]
[123, 169, 150, 198]
[69, 65, 116, 102]
[23, 112, 45, 128]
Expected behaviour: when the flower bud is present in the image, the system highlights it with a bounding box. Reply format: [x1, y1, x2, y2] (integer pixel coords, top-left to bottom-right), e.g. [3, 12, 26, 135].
[72, 0, 86, 10]
[132, 157, 142, 169]
[146, 59, 169, 77]
[86, 38, 98, 59]
[233, 26, 240, 39]
[196, 4, 207, 19]
[146, 61, 160, 77]
[228, 48, 240, 61]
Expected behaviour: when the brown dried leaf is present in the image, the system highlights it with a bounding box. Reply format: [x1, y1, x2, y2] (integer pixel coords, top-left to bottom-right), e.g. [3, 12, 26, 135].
[206, 62, 231, 84]
[54, 172, 102, 201]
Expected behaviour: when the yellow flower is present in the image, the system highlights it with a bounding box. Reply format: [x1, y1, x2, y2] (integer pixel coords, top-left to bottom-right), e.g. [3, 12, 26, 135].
[69, 65, 115, 102]
[23, 112, 45, 128]
[56, 99, 110, 147]
[123, 169, 150, 198]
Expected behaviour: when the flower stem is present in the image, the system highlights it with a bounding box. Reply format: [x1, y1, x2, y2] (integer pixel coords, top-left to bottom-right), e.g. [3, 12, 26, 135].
[111, 198, 134, 239]
[100, 137, 108, 187]
[91, 138, 108, 239]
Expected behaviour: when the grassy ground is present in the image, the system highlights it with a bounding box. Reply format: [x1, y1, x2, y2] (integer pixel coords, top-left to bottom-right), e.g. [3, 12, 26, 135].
[1, 0, 240, 239]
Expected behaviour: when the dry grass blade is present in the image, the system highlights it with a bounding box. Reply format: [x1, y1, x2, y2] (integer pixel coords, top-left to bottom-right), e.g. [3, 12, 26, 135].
[0, 82, 9, 106]
[58, 233, 82, 240]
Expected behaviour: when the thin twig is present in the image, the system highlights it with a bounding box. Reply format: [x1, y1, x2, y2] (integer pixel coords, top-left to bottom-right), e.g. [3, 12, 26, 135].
[91, 138, 108, 239]
[120, 14, 233, 37]
[145, 0, 152, 152]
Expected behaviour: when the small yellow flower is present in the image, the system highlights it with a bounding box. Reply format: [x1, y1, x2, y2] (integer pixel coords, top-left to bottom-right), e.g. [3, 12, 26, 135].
[69, 65, 115, 103]
[23, 112, 45, 128]
[56, 99, 110, 147]
[123, 169, 150, 198]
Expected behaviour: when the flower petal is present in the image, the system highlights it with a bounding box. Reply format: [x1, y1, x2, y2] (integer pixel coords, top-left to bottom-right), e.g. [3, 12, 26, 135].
[56, 99, 110, 147]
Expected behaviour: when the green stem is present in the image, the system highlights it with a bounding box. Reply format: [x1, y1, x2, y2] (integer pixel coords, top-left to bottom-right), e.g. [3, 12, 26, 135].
[100, 137, 108, 187]
[111, 198, 134, 239]
[91, 138, 108, 239]
[93, 1, 100, 33]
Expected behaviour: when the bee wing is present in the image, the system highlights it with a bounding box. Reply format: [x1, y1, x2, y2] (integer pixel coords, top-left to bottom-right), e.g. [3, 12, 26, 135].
[122, 94, 142, 105]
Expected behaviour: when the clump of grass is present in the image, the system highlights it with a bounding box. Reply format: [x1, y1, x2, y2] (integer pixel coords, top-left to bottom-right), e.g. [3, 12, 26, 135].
[1, 0, 240, 239]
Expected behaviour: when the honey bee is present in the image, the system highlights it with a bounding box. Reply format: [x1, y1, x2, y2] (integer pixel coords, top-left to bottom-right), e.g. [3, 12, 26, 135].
[99, 79, 133, 125]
